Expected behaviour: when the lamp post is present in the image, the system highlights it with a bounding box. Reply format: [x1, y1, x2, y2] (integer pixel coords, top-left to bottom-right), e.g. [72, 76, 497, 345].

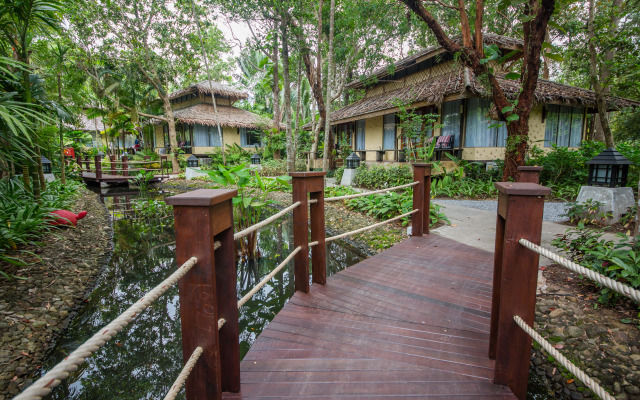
[40, 156, 52, 174]
[187, 155, 199, 168]
[345, 152, 361, 169]
[251, 153, 261, 165]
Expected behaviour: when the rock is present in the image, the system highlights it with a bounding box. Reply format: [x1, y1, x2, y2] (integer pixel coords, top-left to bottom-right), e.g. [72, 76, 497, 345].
[625, 385, 640, 395]
[30, 321, 46, 329]
[566, 326, 586, 338]
[549, 309, 566, 318]
[630, 354, 640, 366]
[586, 325, 608, 339]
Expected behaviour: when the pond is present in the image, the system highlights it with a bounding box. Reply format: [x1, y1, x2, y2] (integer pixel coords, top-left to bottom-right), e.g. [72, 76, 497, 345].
[40, 187, 365, 399]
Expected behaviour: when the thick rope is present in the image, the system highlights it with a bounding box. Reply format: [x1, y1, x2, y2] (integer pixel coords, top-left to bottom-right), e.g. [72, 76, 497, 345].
[325, 181, 419, 202]
[218, 318, 226, 330]
[234, 202, 301, 241]
[237, 246, 301, 309]
[325, 209, 419, 243]
[14, 257, 200, 400]
[514, 316, 613, 400]
[162, 346, 203, 400]
[519, 239, 640, 303]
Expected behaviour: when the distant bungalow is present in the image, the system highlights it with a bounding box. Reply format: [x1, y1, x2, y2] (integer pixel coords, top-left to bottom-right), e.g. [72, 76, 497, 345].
[152, 81, 277, 156]
[315, 34, 640, 164]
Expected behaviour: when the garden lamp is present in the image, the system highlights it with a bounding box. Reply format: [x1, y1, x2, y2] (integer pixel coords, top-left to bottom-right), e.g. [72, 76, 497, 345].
[40, 156, 52, 174]
[586, 148, 632, 188]
[251, 153, 262, 165]
[187, 155, 199, 168]
[97, 151, 105, 159]
[346, 152, 361, 169]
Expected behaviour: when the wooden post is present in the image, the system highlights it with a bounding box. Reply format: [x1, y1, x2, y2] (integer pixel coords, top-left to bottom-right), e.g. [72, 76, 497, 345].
[76, 154, 82, 170]
[84, 157, 91, 172]
[166, 189, 241, 399]
[161, 155, 167, 178]
[109, 155, 116, 175]
[517, 166, 543, 184]
[489, 182, 550, 400]
[94, 156, 102, 180]
[290, 172, 326, 291]
[122, 155, 128, 176]
[411, 163, 432, 236]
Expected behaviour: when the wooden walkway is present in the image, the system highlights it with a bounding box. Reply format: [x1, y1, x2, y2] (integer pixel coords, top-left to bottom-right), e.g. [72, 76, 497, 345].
[81, 172, 165, 184]
[224, 234, 517, 399]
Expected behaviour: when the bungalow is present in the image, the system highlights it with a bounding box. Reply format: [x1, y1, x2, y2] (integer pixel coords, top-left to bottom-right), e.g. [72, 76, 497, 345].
[327, 34, 639, 164]
[152, 81, 275, 156]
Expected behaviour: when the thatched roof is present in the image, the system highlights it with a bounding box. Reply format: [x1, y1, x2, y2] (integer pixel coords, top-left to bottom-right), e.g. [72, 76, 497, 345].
[69, 114, 105, 132]
[347, 34, 524, 90]
[153, 103, 278, 129]
[326, 68, 640, 125]
[169, 80, 248, 102]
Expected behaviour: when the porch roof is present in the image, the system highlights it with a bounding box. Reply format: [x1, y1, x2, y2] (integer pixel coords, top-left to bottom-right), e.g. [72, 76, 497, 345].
[152, 103, 279, 130]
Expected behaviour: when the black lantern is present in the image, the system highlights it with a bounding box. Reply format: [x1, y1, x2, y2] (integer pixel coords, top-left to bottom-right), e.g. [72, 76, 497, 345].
[97, 151, 105, 159]
[251, 153, 261, 165]
[121, 151, 128, 157]
[40, 156, 52, 174]
[586, 148, 632, 188]
[346, 152, 361, 169]
[187, 155, 199, 168]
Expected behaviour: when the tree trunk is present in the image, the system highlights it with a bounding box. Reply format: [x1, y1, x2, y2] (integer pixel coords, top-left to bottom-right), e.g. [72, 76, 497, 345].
[160, 94, 180, 173]
[22, 164, 30, 191]
[294, 51, 303, 152]
[322, 0, 336, 172]
[502, 118, 530, 180]
[272, 26, 281, 136]
[36, 147, 46, 191]
[281, 21, 295, 173]
[58, 73, 66, 185]
[587, 0, 615, 148]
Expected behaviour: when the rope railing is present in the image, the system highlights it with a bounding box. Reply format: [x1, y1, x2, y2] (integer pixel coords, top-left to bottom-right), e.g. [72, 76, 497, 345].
[514, 315, 613, 400]
[162, 346, 203, 400]
[325, 181, 419, 202]
[234, 202, 301, 241]
[321, 209, 419, 244]
[519, 239, 640, 303]
[237, 246, 302, 309]
[14, 256, 200, 400]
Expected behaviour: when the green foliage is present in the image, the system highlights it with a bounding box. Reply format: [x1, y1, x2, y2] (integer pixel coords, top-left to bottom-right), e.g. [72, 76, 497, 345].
[431, 175, 499, 199]
[334, 166, 345, 184]
[130, 198, 172, 219]
[206, 163, 291, 258]
[206, 143, 251, 166]
[552, 224, 640, 303]
[563, 199, 613, 226]
[324, 185, 357, 198]
[353, 164, 413, 189]
[132, 170, 155, 190]
[391, 96, 440, 161]
[344, 189, 450, 227]
[0, 178, 82, 276]
[257, 159, 306, 176]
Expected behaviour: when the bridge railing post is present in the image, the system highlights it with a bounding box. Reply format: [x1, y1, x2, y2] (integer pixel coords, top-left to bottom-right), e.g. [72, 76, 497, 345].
[167, 189, 241, 399]
[412, 163, 432, 236]
[489, 182, 550, 399]
[161, 155, 168, 178]
[122, 155, 128, 177]
[84, 157, 91, 172]
[94, 156, 102, 180]
[76, 154, 82, 170]
[290, 172, 326, 291]
[109, 155, 116, 175]
[517, 166, 543, 184]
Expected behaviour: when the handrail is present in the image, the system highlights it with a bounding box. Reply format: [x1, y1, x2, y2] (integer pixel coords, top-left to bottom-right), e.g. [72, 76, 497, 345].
[314, 209, 418, 246]
[519, 238, 640, 303]
[237, 246, 302, 308]
[514, 315, 613, 400]
[325, 181, 419, 202]
[163, 346, 204, 400]
[14, 255, 204, 400]
[234, 201, 301, 241]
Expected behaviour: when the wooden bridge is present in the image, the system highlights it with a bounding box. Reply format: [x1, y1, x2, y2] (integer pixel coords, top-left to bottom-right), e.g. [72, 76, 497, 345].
[167, 166, 549, 400]
[76, 154, 168, 184]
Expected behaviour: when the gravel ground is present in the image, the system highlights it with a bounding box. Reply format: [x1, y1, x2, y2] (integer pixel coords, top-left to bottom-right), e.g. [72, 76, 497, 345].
[434, 199, 571, 222]
[0, 188, 112, 399]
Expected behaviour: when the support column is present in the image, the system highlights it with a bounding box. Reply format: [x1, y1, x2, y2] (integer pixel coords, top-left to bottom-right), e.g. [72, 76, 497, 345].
[167, 189, 241, 399]
[94, 156, 102, 180]
[489, 182, 550, 400]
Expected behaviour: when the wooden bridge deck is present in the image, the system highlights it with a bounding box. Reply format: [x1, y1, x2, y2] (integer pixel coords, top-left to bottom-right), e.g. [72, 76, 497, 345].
[81, 172, 164, 184]
[224, 234, 516, 399]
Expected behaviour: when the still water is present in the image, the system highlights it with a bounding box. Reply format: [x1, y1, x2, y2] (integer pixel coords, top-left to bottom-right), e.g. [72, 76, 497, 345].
[41, 188, 365, 399]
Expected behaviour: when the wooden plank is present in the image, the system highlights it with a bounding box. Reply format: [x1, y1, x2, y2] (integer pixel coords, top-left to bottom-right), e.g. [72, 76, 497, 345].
[222, 234, 516, 399]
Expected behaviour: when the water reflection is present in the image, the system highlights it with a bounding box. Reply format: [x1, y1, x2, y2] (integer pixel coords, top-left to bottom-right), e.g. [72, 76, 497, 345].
[42, 190, 365, 399]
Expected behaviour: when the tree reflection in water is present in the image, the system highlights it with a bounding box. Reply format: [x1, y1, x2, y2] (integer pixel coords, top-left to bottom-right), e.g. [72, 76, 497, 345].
[43, 205, 364, 399]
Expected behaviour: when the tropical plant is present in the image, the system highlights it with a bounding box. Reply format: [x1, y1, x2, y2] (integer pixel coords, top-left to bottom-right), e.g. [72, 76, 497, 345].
[206, 163, 291, 259]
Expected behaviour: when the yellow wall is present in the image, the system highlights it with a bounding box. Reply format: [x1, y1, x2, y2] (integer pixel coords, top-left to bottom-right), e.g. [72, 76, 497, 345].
[172, 95, 234, 110]
[191, 127, 262, 155]
[154, 125, 165, 148]
[363, 116, 383, 161]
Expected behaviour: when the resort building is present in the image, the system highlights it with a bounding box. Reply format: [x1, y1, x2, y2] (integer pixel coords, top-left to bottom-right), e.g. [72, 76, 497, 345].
[327, 34, 639, 164]
[152, 81, 276, 155]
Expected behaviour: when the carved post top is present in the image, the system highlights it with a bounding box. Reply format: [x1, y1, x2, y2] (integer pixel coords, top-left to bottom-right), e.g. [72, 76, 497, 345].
[122, 155, 128, 162]
[495, 182, 551, 196]
[166, 189, 237, 207]
[289, 171, 327, 178]
[412, 163, 433, 176]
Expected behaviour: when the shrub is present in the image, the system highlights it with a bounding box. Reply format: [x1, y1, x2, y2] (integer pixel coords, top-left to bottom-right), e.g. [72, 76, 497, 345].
[431, 174, 498, 199]
[334, 166, 345, 183]
[552, 224, 640, 303]
[353, 164, 412, 189]
[324, 186, 357, 198]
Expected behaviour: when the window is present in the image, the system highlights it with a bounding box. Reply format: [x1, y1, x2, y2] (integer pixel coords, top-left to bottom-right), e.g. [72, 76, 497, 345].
[464, 98, 507, 147]
[355, 119, 365, 150]
[240, 128, 262, 147]
[544, 105, 584, 147]
[441, 100, 462, 147]
[194, 124, 222, 147]
[383, 114, 396, 150]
